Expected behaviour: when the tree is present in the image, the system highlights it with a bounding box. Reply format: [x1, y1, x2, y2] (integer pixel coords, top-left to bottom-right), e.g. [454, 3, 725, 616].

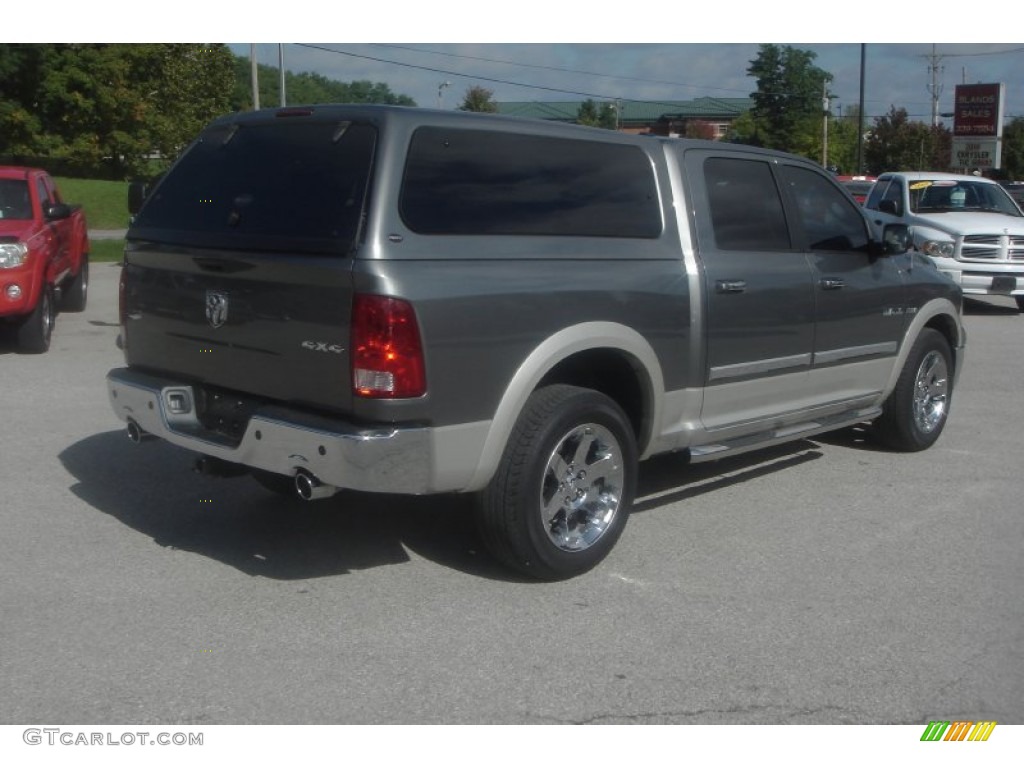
[231, 57, 416, 110]
[459, 85, 498, 113]
[865, 107, 951, 174]
[576, 99, 618, 129]
[0, 44, 235, 179]
[741, 44, 834, 156]
[1001, 117, 1024, 179]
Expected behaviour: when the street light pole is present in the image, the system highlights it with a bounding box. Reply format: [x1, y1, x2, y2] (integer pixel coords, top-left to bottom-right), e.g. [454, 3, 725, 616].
[437, 81, 452, 109]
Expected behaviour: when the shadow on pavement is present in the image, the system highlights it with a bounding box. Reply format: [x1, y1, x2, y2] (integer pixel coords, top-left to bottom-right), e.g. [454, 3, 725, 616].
[963, 297, 1020, 316]
[59, 430, 507, 581]
[60, 430, 836, 581]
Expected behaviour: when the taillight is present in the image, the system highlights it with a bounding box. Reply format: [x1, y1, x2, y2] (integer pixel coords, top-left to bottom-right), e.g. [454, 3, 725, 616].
[351, 294, 426, 399]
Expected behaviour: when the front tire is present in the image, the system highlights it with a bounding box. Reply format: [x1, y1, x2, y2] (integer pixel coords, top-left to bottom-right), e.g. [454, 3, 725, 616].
[62, 255, 89, 312]
[17, 286, 55, 354]
[477, 385, 637, 580]
[1015, 296, 1024, 312]
[873, 329, 953, 451]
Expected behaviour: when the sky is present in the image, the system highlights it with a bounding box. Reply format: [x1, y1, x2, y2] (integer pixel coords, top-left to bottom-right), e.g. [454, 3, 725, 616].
[11, 1, 1024, 123]
[235, 42, 1024, 123]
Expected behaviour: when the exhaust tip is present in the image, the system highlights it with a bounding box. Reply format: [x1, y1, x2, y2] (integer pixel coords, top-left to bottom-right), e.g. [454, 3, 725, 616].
[294, 469, 338, 501]
[126, 420, 148, 444]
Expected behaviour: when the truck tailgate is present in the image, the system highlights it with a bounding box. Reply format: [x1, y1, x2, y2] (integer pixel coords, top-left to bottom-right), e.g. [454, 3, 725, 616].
[122, 243, 354, 415]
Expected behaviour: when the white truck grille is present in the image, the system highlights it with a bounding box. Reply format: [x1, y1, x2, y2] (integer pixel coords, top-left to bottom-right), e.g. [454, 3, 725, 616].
[960, 234, 1024, 262]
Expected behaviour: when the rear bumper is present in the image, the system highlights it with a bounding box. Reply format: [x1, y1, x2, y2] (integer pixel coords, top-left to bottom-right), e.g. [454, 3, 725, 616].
[106, 367, 484, 494]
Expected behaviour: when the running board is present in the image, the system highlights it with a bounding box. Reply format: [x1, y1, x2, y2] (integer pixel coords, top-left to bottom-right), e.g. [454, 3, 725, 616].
[687, 406, 882, 464]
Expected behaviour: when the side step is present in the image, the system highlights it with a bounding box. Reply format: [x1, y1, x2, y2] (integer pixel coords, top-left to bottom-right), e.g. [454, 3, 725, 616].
[687, 406, 882, 464]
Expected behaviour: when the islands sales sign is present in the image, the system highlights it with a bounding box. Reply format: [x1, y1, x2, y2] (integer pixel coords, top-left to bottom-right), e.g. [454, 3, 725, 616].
[954, 83, 1005, 138]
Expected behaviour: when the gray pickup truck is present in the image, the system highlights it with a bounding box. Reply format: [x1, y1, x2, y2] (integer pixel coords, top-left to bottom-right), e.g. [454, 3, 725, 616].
[107, 105, 965, 579]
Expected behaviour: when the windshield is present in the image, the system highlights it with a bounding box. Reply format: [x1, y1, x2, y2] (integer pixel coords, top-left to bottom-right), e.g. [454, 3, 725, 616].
[0, 179, 32, 220]
[909, 179, 1022, 217]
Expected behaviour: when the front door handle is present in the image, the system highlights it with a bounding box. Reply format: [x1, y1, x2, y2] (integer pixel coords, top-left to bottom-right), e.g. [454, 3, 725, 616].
[716, 279, 747, 293]
[820, 277, 845, 290]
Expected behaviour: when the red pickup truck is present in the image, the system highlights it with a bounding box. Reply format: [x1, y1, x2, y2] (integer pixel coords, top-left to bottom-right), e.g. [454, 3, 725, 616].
[0, 167, 89, 352]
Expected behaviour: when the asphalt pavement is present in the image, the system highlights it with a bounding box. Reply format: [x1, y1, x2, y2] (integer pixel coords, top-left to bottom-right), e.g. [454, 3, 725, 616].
[1, 263, 1021, 728]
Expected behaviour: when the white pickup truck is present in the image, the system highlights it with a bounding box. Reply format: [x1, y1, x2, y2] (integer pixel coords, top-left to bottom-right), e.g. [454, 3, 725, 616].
[865, 172, 1024, 311]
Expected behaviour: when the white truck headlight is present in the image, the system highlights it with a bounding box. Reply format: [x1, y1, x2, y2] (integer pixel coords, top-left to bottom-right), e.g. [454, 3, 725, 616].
[920, 239, 955, 259]
[0, 242, 29, 269]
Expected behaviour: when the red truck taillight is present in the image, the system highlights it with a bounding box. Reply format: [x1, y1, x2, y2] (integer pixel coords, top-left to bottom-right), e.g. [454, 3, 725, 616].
[351, 294, 426, 399]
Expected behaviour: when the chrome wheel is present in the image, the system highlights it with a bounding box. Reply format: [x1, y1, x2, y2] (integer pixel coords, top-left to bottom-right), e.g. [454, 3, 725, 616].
[874, 329, 954, 452]
[540, 422, 625, 552]
[912, 350, 948, 434]
[478, 384, 637, 580]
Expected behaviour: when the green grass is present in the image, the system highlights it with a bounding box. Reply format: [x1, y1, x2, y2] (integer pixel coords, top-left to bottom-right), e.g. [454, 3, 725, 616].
[90, 239, 126, 263]
[55, 177, 129, 230]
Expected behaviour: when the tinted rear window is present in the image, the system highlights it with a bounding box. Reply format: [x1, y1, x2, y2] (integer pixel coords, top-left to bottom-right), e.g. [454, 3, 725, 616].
[400, 127, 661, 238]
[131, 120, 377, 254]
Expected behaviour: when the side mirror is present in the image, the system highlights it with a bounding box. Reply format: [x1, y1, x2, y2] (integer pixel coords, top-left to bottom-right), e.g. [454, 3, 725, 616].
[882, 223, 911, 255]
[44, 203, 72, 221]
[128, 181, 148, 215]
[878, 199, 902, 217]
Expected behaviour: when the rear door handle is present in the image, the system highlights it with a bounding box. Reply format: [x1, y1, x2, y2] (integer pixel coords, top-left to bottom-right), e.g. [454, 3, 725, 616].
[820, 278, 845, 290]
[715, 280, 747, 293]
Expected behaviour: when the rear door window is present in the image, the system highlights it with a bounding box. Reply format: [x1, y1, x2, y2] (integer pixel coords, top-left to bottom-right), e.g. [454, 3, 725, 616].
[702, 156, 791, 250]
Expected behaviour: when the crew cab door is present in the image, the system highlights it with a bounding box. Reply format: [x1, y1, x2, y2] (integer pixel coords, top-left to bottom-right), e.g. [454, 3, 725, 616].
[685, 152, 816, 432]
[778, 164, 907, 402]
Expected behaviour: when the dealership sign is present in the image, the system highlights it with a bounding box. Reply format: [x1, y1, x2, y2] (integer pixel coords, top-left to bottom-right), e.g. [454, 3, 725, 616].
[951, 83, 1004, 169]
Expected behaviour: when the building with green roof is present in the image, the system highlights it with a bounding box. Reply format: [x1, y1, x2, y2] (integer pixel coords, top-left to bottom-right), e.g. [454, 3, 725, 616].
[496, 96, 753, 138]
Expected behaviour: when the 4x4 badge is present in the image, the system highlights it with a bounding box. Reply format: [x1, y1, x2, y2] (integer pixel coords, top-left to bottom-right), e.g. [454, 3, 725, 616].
[205, 290, 229, 329]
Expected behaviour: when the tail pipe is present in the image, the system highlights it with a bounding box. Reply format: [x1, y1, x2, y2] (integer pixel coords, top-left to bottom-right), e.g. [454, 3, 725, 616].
[294, 469, 339, 501]
[126, 419, 155, 444]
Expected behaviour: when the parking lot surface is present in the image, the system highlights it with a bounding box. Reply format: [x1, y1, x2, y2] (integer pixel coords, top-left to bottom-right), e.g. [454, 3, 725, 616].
[1, 263, 1021, 725]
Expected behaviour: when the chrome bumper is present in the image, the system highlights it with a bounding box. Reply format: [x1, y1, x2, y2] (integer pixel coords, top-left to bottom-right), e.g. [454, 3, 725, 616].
[106, 368, 434, 494]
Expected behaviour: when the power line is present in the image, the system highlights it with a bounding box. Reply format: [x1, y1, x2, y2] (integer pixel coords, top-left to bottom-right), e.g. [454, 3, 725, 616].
[295, 43, 623, 102]
[369, 43, 753, 97]
[290, 43, 1021, 123]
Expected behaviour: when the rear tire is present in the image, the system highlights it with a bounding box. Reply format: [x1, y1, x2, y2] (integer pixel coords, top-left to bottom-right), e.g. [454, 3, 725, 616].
[62, 255, 89, 312]
[1015, 296, 1024, 312]
[477, 385, 637, 580]
[17, 286, 55, 354]
[873, 329, 953, 451]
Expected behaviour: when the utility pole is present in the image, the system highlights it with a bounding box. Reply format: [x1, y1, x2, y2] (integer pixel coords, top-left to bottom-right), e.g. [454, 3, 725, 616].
[857, 44, 866, 174]
[925, 44, 945, 127]
[822, 80, 830, 168]
[250, 44, 260, 111]
[278, 44, 286, 108]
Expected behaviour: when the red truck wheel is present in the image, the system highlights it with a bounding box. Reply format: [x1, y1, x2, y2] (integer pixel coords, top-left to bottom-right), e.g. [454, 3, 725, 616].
[17, 285, 55, 353]
[62, 254, 89, 312]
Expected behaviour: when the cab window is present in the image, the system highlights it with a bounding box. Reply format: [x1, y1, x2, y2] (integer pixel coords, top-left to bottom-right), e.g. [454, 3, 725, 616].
[780, 166, 870, 252]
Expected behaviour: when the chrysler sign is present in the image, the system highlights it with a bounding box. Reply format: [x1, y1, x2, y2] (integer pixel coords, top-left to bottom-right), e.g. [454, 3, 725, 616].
[951, 83, 1004, 169]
